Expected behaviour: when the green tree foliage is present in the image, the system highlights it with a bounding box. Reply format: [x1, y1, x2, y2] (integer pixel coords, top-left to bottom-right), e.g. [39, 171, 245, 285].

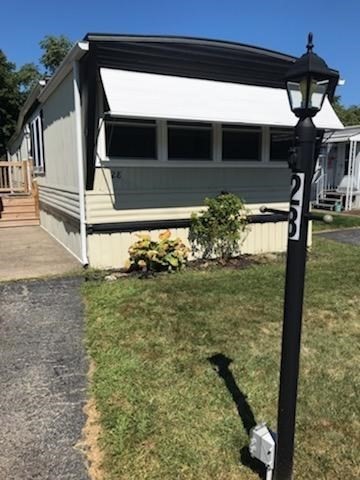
[332, 96, 360, 126]
[16, 63, 41, 96]
[0, 50, 21, 156]
[39, 35, 73, 75]
[0, 35, 72, 155]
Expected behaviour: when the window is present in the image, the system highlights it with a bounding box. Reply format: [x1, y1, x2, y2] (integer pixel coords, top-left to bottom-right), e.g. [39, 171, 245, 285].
[168, 122, 212, 160]
[105, 119, 157, 159]
[270, 128, 293, 161]
[29, 114, 45, 173]
[222, 126, 261, 161]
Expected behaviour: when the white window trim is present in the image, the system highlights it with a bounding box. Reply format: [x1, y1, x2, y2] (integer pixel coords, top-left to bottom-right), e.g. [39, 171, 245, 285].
[30, 114, 45, 174]
[98, 118, 289, 168]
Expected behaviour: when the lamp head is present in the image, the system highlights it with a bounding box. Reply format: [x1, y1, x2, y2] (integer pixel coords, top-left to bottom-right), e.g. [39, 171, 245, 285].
[285, 33, 339, 118]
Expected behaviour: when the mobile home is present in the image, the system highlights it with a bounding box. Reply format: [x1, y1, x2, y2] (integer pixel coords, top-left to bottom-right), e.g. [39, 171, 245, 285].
[7, 34, 342, 268]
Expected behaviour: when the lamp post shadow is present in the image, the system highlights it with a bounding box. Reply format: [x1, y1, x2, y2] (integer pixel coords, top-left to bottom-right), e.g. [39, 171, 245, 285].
[208, 353, 266, 479]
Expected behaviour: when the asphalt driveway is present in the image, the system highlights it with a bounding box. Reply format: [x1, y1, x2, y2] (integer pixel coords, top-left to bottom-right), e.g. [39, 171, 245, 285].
[318, 227, 360, 245]
[0, 277, 89, 480]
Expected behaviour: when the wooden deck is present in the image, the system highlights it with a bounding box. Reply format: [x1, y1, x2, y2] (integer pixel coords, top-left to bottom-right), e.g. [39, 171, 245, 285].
[0, 160, 39, 228]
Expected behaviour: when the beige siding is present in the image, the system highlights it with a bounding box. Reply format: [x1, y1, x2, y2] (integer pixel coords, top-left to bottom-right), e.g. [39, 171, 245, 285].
[86, 165, 291, 223]
[38, 73, 78, 191]
[36, 72, 81, 258]
[40, 208, 81, 260]
[86, 164, 295, 268]
[87, 221, 290, 269]
[8, 132, 29, 161]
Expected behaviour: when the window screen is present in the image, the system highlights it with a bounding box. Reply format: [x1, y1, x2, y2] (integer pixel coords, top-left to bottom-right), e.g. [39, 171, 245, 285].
[105, 119, 157, 159]
[168, 122, 212, 160]
[222, 126, 261, 161]
[270, 128, 293, 161]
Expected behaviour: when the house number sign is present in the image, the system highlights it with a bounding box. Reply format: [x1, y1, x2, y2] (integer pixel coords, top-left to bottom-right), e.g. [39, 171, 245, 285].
[288, 173, 305, 241]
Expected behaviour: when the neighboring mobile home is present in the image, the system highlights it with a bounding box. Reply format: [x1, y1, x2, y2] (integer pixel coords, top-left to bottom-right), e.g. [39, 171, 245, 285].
[313, 126, 360, 211]
[7, 34, 343, 268]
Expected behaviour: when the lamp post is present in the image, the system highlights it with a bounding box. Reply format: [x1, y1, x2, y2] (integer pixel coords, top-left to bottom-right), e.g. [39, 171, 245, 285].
[274, 34, 339, 480]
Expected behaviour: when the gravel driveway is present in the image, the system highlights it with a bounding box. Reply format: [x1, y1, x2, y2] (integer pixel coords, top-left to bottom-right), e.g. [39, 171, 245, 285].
[318, 228, 360, 245]
[0, 277, 89, 480]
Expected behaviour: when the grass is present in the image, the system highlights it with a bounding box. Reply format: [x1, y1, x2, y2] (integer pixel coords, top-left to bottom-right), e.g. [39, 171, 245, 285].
[312, 212, 360, 232]
[83, 237, 360, 480]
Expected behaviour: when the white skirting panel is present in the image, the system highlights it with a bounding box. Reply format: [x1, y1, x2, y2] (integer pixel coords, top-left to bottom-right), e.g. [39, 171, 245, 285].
[39, 209, 82, 261]
[87, 221, 295, 269]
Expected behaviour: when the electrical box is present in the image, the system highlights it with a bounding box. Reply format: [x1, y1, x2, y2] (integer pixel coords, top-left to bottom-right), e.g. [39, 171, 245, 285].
[249, 423, 276, 469]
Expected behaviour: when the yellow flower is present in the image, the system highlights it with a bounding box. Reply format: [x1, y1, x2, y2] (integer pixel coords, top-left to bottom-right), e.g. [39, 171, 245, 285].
[159, 230, 171, 240]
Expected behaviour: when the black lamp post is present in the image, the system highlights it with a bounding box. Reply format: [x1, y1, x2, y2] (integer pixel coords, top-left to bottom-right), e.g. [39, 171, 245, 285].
[274, 34, 339, 480]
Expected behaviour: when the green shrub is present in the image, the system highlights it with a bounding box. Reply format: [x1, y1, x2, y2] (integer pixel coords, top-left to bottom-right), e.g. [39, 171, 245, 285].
[189, 193, 248, 260]
[127, 230, 189, 273]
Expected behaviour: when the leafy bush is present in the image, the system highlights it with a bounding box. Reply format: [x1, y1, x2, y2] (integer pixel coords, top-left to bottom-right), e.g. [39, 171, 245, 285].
[127, 230, 189, 273]
[189, 193, 248, 260]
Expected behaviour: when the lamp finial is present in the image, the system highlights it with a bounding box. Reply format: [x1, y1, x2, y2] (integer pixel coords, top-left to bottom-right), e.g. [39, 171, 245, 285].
[307, 33, 314, 52]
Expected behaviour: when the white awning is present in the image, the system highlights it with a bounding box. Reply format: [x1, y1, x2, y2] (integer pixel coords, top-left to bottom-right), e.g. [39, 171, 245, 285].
[100, 68, 343, 130]
[324, 126, 360, 143]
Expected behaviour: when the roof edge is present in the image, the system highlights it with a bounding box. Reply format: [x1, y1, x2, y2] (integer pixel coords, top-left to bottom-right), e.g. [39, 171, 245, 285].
[8, 41, 89, 148]
[83, 33, 297, 62]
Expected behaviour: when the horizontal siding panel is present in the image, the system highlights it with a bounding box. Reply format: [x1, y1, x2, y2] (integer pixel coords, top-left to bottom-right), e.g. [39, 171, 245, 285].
[39, 185, 80, 219]
[86, 166, 290, 223]
[87, 223, 289, 269]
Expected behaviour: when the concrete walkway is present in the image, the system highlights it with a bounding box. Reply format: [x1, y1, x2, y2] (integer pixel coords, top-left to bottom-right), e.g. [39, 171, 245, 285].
[0, 277, 89, 480]
[0, 226, 81, 282]
[318, 228, 360, 245]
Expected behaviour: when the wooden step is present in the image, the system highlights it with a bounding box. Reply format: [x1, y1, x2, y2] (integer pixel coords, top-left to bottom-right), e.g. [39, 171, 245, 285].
[1, 197, 35, 206]
[320, 198, 339, 205]
[0, 212, 38, 220]
[324, 192, 343, 200]
[0, 218, 39, 228]
[0, 204, 37, 214]
[312, 203, 335, 211]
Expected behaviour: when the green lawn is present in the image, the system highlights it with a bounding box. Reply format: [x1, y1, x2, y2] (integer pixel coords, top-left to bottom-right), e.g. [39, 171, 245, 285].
[83, 237, 360, 480]
[312, 212, 360, 231]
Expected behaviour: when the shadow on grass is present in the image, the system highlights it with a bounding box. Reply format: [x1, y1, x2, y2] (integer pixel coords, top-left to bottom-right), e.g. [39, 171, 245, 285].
[208, 353, 265, 480]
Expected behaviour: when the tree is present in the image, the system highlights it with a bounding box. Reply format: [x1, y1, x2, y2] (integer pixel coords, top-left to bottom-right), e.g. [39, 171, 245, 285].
[0, 50, 21, 156]
[16, 63, 41, 96]
[39, 35, 73, 75]
[0, 35, 72, 156]
[332, 96, 360, 126]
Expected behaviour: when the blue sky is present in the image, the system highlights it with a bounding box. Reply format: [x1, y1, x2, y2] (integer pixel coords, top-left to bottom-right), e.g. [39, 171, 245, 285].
[2, 0, 359, 106]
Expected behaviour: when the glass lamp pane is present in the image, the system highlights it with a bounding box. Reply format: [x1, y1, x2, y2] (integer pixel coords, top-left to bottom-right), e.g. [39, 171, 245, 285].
[310, 80, 329, 110]
[287, 82, 302, 110]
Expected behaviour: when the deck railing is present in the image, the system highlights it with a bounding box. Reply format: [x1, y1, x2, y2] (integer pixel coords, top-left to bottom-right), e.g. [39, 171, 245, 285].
[314, 170, 327, 205]
[0, 160, 32, 194]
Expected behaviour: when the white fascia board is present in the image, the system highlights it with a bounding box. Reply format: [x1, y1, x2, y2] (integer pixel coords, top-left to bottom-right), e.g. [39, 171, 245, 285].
[38, 41, 89, 103]
[100, 68, 344, 130]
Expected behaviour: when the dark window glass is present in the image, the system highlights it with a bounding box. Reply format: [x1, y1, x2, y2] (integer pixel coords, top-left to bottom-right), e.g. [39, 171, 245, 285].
[270, 128, 293, 161]
[168, 123, 212, 160]
[29, 123, 35, 159]
[222, 127, 261, 161]
[105, 121, 157, 159]
[345, 142, 350, 159]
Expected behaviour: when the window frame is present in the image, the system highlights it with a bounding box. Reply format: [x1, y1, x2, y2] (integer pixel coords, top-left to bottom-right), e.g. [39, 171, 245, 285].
[29, 113, 45, 174]
[99, 116, 288, 168]
[167, 121, 213, 161]
[222, 125, 262, 162]
[104, 118, 158, 160]
[269, 127, 294, 162]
